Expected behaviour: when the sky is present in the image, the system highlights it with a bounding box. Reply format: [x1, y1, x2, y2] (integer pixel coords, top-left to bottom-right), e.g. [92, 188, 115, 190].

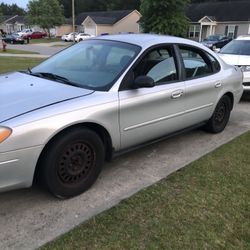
[1, 0, 29, 9]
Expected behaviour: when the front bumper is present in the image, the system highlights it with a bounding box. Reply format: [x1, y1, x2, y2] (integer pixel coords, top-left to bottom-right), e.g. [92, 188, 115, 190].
[0, 146, 43, 192]
[243, 71, 250, 91]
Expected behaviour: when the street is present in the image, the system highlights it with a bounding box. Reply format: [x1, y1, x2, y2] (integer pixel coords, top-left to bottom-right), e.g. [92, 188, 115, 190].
[0, 100, 249, 250]
[5, 41, 67, 55]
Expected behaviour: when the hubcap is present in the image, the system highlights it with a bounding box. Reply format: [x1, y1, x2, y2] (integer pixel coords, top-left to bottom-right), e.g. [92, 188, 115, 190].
[57, 142, 95, 185]
[215, 103, 226, 124]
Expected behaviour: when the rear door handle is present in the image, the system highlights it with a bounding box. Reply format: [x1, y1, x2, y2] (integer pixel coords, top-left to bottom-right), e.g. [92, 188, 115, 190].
[215, 82, 222, 88]
[171, 90, 184, 99]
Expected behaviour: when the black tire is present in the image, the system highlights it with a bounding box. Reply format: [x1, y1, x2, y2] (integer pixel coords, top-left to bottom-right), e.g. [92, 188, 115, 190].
[79, 38, 83, 42]
[40, 128, 104, 198]
[204, 95, 231, 133]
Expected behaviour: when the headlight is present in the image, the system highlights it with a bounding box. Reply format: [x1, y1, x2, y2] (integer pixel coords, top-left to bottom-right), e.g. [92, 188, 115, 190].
[0, 127, 12, 143]
[241, 66, 250, 72]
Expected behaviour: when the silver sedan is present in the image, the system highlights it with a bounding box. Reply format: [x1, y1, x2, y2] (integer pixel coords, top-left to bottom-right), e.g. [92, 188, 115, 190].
[0, 34, 243, 198]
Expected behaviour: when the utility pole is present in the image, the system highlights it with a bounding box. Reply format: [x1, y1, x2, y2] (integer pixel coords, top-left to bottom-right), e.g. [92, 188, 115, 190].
[72, 0, 75, 43]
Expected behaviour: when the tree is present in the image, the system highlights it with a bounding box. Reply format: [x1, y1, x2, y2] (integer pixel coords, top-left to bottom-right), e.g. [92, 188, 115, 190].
[59, 0, 107, 18]
[0, 3, 26, 15]
[191, 0, 243, 2]
[59, 0, 141, 18]
[28, 0, 64, 37]
[140, 0, 190, 37]
[106, 0, 140, 11]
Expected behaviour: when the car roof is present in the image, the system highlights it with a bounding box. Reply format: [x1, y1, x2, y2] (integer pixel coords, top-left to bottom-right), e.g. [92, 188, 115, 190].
[93, 33, 201, 49]
[236, 35, 250, 41]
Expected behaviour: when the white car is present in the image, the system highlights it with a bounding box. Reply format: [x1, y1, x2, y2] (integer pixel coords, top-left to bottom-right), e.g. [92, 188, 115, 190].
[219, 35, 250, 91]
[61, 32, 78, 42]
[17, 28, 33, 37]
[75, 33, 93, 42]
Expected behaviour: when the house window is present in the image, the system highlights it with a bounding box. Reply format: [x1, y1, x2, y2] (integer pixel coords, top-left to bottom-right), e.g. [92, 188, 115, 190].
[189, 25, 200, 38]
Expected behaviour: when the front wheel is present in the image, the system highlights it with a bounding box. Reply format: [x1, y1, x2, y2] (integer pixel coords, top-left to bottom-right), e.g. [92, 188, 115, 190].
[204, 95, 231, 133]
[40, 128, 105, 198]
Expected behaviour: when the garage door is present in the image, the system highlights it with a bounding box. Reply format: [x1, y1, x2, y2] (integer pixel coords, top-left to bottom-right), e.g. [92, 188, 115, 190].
[84, 25, 96, 36]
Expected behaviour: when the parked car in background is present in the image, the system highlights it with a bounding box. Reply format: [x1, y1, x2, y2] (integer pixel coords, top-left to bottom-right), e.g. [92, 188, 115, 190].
[218, 35, 250, 91]
[0, 34, 243, 198]
[202, 34, 232, 50]
[16, 28, 33, 37]
[61, 32, 78, 42]
[23, 31, 47, 39]
[75, 33, 93, 42]
[2, 34, 24, 44]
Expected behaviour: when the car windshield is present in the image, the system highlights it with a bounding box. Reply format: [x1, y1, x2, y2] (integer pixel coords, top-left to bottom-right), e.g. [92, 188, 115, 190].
[31, 39, 141, 91]
[220, 40, 250, 55]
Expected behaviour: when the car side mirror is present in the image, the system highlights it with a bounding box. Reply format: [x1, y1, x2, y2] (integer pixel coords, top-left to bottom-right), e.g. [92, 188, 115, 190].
[133, 75, 155, 88]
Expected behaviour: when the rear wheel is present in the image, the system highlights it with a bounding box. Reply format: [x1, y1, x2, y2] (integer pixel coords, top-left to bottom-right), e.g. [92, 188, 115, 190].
[40, 128, 104, 198]
[204, 95, 231, 133]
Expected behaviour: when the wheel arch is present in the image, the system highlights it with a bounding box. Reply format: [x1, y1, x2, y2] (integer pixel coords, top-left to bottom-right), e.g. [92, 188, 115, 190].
[224, 91, 234, 110]
[33, 122, 113, 184]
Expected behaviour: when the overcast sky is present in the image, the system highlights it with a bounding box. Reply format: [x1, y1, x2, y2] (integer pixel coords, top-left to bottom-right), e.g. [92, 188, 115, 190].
[2, 0, 29, 9]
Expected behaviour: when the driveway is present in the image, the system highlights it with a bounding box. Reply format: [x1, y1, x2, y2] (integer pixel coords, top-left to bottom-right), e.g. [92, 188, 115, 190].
[0, 101, 250, 250]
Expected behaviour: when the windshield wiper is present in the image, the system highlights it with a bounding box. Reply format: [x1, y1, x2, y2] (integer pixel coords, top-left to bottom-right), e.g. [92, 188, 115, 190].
[30, 72, 80, 87]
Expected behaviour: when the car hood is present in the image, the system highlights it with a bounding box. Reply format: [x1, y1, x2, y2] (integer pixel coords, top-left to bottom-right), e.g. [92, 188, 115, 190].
[0, 72, 94, 123]
[219, 53, 250, 66]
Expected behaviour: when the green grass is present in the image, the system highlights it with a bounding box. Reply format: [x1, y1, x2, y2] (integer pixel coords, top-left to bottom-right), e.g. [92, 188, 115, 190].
[0, 57, 44, 73]
[29, 38, 62, 44]
[41, 131, 250, 250]
[51, 44, 72, 47]
[0, 49, 39, 54]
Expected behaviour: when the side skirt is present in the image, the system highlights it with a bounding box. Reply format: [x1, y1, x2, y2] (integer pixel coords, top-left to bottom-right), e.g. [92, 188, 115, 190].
[112, 122, 206, 159]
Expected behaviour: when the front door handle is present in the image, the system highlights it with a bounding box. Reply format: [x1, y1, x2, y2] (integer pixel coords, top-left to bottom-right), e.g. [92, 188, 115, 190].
[215, 82, 222, 88]
[171, 90, 184, 99]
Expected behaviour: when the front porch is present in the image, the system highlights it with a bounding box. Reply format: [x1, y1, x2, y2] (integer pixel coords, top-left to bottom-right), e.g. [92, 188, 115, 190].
[188, 16, 217, 42]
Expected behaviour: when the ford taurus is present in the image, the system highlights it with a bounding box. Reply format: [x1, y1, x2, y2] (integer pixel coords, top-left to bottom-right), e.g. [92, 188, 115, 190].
[0, 34, 243, 198]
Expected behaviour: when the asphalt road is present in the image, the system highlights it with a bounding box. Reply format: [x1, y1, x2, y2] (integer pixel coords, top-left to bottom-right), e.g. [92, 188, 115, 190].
[5, 42, 67, 55]
[0, 100, 250, 250]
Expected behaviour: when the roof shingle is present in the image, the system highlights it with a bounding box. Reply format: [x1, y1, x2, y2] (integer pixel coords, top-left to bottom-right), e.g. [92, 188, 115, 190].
[187, 1, 250, 22]
[76, 10, 134, 25]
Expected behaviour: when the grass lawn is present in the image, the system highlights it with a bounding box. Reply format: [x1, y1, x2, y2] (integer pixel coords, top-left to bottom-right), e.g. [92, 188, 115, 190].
[0, 57, 44, 73]
[29, 38, 62, 44]
[0, 49, 39, 54]
[41, 131, 250, 250]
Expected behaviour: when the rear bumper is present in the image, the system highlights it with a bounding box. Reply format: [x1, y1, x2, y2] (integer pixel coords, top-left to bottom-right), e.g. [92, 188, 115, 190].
[0, 146, 43, 192]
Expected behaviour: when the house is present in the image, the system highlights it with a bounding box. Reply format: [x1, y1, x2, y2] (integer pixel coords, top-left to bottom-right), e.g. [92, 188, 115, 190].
[54, 18, 73, 37]
[0, 15, 27, 34]
[187, 0, 250, 41]
[75, 10, 141, 36]
[0, 15, 42, 34]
